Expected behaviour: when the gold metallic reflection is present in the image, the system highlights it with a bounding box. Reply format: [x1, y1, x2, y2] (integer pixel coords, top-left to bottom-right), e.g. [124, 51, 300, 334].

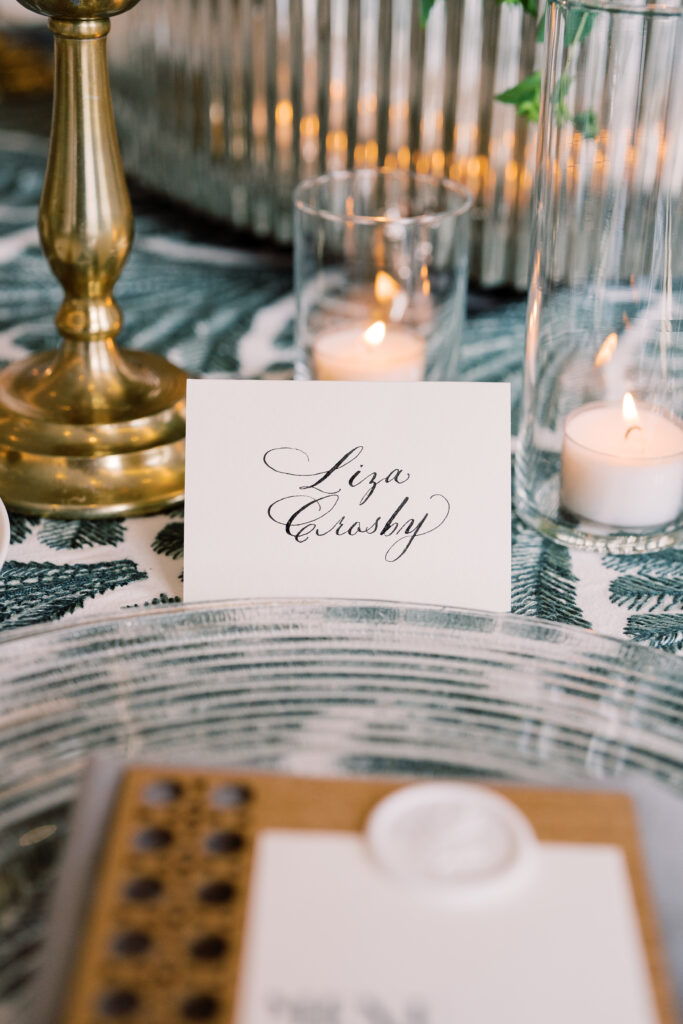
[0, 1, 186, 518]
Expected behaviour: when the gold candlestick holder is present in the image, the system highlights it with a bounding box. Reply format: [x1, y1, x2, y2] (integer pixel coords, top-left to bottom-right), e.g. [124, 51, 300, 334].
[0, 0, 187, 518]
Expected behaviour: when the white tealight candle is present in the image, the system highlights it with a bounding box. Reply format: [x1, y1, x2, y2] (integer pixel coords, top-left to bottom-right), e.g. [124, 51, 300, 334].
[312, 320, 426, 382]
[560, 393, 683, 529]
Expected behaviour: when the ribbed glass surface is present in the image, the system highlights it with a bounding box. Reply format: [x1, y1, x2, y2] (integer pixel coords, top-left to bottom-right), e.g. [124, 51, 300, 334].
[1, 599, 682, 1016]
[107, 0, 540, 288]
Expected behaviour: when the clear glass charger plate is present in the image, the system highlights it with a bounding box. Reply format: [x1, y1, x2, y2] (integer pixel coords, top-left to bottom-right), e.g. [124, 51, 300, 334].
[1, 599, 682, 1019]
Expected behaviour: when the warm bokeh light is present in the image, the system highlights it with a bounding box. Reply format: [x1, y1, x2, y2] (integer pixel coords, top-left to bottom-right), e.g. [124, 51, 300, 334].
[594, 331, 618, 367]
[364, 321, 386, 346]
[275, 100, 293, 127]
[374, 271, 400, 303]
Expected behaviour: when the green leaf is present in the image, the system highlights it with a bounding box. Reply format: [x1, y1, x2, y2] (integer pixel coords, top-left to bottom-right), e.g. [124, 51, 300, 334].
[495, 70, 542, 122]
[565, 9, 595, 44]
[536, 8, 546, 41]
[572, 109, 598, 138]
[551, 73, 571, 106]
[498, 70, 542, 104]
[498, 0, 538, 14]
[420, 0, 437, 27]
[511, 0, 538, 16]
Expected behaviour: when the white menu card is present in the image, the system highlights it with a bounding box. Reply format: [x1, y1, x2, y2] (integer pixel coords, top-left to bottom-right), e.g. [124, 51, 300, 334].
[234, 830, 659, 1024]
[184, 381, 511, 612]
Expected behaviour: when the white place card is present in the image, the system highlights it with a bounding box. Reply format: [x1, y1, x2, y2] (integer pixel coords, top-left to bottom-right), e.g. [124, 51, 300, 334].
[184, 381, 511, 611]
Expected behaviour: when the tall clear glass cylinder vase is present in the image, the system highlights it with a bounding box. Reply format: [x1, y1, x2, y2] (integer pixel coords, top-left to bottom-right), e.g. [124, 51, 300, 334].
[516, 0, 683, 553]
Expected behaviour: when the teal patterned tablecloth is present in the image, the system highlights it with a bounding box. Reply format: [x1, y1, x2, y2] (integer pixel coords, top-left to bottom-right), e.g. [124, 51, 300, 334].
[1, 129, 682, 652]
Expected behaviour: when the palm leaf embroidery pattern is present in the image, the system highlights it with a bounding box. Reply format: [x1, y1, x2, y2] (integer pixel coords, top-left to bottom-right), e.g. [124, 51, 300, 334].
[624, 615, 683, 653]
[0, 559, 147, 630]
[124, 593, 182, 609]
[512, 518, 591, 628]
[604, 551, 683, 652]
[36, 518, 126, 550]
[605, 552, 683, 612]
[9, 513, 40, 545]
[152, 521, 184, 560]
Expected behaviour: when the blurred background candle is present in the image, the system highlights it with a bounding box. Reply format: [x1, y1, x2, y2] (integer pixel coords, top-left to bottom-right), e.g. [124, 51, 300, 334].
[312, 320, 425, 382]
[560, 394, 683, 529]
[294, 169, 471, 382]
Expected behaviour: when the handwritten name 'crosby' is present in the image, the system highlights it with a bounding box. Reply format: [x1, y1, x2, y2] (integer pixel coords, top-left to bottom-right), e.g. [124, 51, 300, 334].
[263, 445, 450, 562]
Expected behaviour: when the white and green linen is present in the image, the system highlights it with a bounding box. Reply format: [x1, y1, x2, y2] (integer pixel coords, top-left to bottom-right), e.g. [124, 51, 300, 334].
[1, 133, 681, 651]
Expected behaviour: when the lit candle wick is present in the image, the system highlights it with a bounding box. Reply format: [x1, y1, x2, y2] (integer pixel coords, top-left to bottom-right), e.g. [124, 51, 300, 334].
[622, 392, 644, 450]
[363, 320, 386, 347]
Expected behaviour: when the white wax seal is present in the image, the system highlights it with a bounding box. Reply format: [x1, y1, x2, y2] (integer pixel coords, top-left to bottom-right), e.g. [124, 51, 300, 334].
[366, 783, 537, 902]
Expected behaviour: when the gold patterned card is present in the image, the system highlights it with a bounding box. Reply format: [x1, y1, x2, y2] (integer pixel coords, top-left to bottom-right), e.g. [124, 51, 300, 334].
[48, 767, 675, 1024]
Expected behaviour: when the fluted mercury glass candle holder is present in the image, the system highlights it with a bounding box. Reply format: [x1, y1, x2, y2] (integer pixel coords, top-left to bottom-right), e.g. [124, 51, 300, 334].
[516, 0, 683, 553]
[107, 0, 541, 289]
[294, 169, 472, 382]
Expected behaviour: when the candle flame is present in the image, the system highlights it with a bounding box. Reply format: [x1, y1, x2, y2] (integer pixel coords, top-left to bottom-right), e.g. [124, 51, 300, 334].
[374, 271, 399, 304]
[364, 321, 386, 347]
[622, 392, 644, 452]
[622, 391, 639, 424]
[594, 332, 618, 368]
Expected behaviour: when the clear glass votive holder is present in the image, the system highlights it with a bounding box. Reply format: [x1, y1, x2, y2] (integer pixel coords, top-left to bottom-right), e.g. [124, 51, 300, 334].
[293, 169, 472, 382]
[516, 0, 683, 554]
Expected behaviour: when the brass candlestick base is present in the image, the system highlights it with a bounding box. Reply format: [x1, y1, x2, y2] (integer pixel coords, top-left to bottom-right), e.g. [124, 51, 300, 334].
[0, 1, 187, 518]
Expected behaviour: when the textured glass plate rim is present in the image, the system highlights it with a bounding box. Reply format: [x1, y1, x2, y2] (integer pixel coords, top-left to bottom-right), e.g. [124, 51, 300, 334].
[0, 595, 679, 678]
[1, 598, 683, 1024]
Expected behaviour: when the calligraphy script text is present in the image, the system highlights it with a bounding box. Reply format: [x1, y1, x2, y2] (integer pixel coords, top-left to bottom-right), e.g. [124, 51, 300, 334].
[263, 446, 451, 562]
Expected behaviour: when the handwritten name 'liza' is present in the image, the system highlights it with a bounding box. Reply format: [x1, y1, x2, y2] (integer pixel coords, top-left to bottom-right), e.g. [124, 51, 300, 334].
[264, 445, 451, 562]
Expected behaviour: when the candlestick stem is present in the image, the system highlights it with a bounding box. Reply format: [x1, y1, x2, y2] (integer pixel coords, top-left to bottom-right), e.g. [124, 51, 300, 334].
[0, 1, 186, 517]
